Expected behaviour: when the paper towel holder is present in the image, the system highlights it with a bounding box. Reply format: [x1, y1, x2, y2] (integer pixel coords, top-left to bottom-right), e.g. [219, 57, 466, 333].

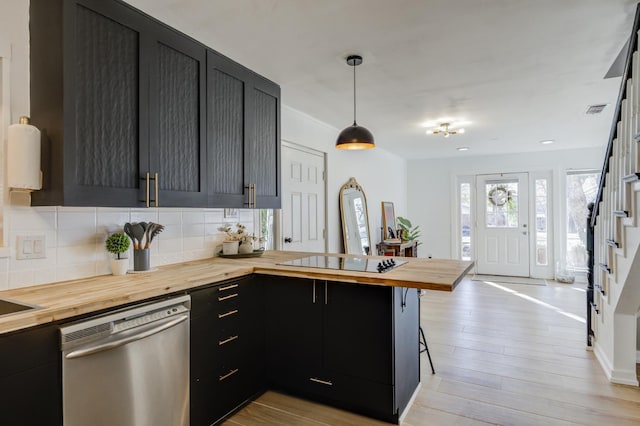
[8, 116, 42, 194]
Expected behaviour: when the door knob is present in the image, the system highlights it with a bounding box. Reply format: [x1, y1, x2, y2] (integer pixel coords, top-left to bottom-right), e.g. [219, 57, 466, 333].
[284, 237, 292, 243]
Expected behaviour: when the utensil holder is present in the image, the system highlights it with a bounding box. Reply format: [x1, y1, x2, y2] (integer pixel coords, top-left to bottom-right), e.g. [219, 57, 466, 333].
[134, 249, 150, 271]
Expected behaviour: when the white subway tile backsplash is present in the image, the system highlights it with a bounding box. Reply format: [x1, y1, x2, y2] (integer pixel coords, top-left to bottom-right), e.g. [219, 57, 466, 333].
[0, 207, 257, 289]
[204, 209, 224, 223]
[9, 270, 34, 289]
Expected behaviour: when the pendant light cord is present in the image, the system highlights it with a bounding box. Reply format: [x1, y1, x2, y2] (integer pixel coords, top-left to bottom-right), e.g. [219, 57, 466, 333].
[353, 61, 357, 126]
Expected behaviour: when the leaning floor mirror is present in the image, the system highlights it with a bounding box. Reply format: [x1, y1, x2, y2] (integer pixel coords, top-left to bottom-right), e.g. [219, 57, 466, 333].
[339, 177, 372, 255]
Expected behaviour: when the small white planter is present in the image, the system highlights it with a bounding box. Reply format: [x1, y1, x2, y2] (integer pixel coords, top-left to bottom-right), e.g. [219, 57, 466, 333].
[222, 240, 239, 255]
[110, 258, 129, 276]
[238, 241, 253, 254]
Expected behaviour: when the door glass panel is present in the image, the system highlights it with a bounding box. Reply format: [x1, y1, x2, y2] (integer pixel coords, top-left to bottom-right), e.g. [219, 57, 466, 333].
[460, 182, 471, 260]
[535, 179, 548, 266]
[566, 172, 599, 270]
[485, 180, 518, 228]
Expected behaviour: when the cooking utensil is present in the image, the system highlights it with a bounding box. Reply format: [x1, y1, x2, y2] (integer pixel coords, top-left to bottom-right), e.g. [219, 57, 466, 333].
[146, 223, 165, 248]
[123, 223, 136, 247]
[132, 223, 146, 250]
[144, 222, 154, 249]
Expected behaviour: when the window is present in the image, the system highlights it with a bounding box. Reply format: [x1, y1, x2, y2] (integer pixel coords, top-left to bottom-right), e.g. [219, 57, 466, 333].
[535, 179, 548, 266]
[566, 171, 599, 271]
[460, 182, 471, 260]
[485, 180, 519, 228]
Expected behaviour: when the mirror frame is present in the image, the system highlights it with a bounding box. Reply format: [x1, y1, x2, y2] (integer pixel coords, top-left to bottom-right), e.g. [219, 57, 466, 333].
[339, 177, 372, 255]
[381, 201, 399, 241]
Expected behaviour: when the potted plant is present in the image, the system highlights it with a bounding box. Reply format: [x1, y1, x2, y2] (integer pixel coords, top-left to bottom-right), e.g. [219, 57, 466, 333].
[105, 232, 130, 275]
[397, 216, 421, 243]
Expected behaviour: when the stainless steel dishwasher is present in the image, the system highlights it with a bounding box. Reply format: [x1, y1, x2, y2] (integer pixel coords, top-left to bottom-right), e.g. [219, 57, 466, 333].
[60, 295, 190, 426]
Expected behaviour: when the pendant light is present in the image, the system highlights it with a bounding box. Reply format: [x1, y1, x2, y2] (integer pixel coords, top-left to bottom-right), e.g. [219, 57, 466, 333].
[336, 55, 375, 150]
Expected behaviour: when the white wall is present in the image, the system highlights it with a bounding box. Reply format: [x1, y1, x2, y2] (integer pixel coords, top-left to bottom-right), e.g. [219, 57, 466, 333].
[282, 105, 407, 253]
[407, 147, 605, 264]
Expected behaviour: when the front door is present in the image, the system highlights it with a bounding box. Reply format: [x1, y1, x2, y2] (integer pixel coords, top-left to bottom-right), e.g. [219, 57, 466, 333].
[476, 173, 530, 276]
[281, 142, 326, 252]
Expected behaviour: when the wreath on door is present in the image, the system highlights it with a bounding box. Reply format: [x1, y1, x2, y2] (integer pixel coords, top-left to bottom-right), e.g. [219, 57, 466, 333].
[488, 184, 511, 206]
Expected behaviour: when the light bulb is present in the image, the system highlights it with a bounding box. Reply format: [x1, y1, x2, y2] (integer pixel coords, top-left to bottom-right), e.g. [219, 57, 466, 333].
[458, 128, 465, 134]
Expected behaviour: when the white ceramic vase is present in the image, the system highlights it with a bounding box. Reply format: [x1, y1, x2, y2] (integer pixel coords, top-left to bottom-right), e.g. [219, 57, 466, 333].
[110, 258, 129, 276]
[222, 240, 240, 255]
[238, 241, 253, 254]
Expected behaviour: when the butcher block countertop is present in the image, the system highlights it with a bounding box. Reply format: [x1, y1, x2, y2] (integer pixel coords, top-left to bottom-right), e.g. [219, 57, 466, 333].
[0, 251, 473, 335]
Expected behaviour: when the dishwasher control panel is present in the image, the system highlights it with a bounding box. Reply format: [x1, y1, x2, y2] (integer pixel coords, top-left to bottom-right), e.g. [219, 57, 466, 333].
[114, 304, 189, 333]
[60, 295, 191, 351]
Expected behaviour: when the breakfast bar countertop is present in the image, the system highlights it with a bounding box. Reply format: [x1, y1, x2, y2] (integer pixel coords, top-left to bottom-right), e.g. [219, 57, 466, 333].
[0, 251, 473, 334]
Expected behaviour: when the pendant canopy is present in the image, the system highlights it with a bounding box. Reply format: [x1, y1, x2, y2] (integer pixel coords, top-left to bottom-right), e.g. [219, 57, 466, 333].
[336, 55, 375, 150]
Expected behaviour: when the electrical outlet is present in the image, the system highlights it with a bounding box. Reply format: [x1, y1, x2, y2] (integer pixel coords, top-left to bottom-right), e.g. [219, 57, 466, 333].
[17, 235, 46, 260]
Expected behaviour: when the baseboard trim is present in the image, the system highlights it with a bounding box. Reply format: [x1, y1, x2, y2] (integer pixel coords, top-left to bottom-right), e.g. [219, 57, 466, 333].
[636, 350, 640, 363]
[399, 382, 422, 423]
[594, 341, 639, 386]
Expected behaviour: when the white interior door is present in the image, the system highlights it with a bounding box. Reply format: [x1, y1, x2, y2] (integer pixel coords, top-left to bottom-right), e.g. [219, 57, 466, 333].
[476, 173, 530, 276]
[281, 142, 326, 252]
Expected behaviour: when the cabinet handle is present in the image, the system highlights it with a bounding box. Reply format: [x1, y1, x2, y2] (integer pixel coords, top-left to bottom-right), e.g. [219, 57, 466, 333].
[145, 172, 150, 208]
[219, 368, 239, 381]
[218, 293, 238, 301]
[312, 281, 316, 304]
[244, 184, 253, 208]
[252, 183, 257, 207]
[325, 281, 328, 305]
[218, 309, 238, 319]
[218, 335, 239, 346]
[219, 283, 239, 292]
[154, 172, 159, 207]
[309, 377, 333, 386]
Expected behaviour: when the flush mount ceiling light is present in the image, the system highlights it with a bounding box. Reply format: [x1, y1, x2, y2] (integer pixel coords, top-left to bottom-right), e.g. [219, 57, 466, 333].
[426, 122, 465, 138]
[336, 55, 375, 150]
[457, 147, 470, 152]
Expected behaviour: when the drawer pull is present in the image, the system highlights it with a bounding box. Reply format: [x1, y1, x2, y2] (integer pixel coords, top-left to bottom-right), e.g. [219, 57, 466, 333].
[218, 293, 238, 301]
[309, 377, 333, 386]
[218, 309, 239, 319]
[219, 368, 239, 381]
[219, 283, 239, 292]
[218, 335, 239, 346]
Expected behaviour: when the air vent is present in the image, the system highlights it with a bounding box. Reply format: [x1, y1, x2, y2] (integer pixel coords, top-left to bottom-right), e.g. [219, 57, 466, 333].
[586, 104, 607, 114]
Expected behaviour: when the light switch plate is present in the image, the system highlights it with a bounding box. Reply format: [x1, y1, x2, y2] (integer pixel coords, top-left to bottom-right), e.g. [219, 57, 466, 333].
[17, 235, 46, 260]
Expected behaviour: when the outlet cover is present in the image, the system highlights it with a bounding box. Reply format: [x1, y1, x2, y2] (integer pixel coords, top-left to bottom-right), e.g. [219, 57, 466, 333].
[17, 235, 46, 260]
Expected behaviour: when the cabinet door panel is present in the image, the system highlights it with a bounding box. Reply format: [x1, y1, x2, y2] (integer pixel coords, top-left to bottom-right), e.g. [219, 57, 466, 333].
[149, 27, 207, 206]
[247, 77, 281, 208]
[207, 50, 248, 207]
[265, 277, 322, 380]
[324, 282, 394, 385]
[74, 4, 140, 192]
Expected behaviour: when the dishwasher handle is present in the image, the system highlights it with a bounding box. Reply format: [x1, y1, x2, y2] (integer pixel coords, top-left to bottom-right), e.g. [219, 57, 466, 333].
[65, 314, 189, 360]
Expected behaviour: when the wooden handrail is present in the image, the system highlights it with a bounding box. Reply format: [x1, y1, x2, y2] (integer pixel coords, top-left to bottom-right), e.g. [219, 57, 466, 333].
[591, 4, 640, 228]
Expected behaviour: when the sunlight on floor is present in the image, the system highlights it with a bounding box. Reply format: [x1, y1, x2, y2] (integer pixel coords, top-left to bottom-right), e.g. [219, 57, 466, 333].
[480, 280, 586, 324]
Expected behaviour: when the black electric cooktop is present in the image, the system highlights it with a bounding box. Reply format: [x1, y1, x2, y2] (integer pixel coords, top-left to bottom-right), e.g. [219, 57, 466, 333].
[278, 255, 407, 274]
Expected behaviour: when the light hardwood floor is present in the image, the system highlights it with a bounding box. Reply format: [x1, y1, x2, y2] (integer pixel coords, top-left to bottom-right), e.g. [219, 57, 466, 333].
[224, 278, 640, 425]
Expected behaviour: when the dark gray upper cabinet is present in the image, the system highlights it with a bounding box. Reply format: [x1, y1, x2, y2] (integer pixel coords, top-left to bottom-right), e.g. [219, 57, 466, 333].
[30, 0, 279, 208]
[207, 50, 281, 209]
[147, 23, 207, 207]
[31, 0, 149, 206]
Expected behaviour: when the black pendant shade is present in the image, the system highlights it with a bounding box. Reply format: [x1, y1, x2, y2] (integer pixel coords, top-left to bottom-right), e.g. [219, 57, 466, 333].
[336, 55, 375, 150]
[336, 123, 375, 150]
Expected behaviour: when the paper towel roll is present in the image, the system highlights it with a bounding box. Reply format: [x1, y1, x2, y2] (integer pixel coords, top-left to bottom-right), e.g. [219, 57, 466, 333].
[8, 117, 41, 190]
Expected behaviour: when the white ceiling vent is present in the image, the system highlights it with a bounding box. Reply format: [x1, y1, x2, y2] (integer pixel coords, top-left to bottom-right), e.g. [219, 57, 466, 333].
[586, 104, 607, 114]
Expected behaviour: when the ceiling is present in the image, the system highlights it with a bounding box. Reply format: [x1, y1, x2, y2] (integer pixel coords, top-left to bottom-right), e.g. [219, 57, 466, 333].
[128, 0, 637, 159]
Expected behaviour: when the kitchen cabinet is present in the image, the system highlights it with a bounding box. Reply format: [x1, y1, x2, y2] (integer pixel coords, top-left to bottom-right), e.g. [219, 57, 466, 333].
[31, 0, 207, 207]
[190, 277, 265, 425]
[0, 324, 62, 426]
[30, 0, 279, 208]
[264, 276, 420, 423]
[207, 50, 281, 208]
